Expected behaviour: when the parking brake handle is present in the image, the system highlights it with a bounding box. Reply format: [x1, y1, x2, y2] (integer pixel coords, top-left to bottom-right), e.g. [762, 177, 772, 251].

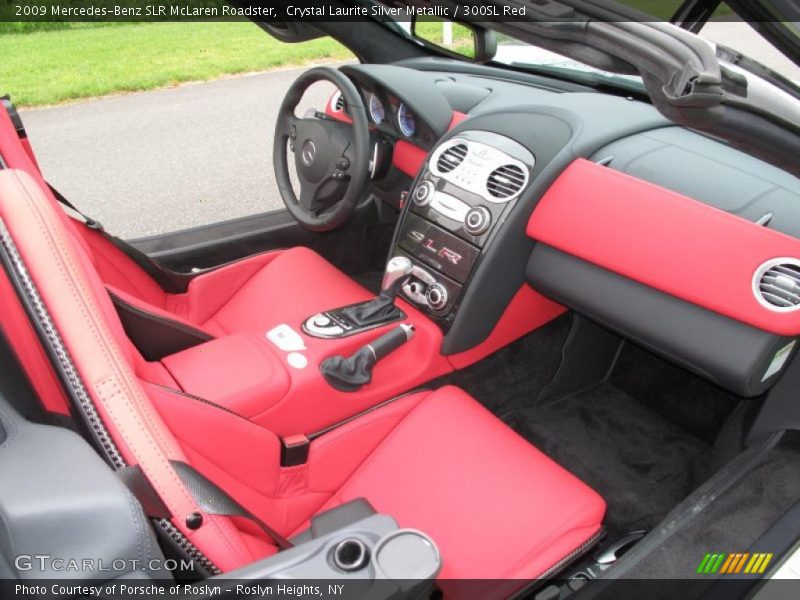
[320, 324, 415, 392]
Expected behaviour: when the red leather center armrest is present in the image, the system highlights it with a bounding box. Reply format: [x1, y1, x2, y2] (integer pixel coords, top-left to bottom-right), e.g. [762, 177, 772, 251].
[161, 333, 290, 418]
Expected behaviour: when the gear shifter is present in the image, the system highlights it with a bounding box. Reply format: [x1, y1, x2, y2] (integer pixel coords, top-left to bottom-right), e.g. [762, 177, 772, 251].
[381, 256, 415, 297]
[341, 257, 412, 327]
[302, 257, 413, 339]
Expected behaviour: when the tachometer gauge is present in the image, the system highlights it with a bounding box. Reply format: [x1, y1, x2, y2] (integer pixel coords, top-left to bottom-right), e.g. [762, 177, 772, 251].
[397, 103, 416, 137]
[368, 93, 385, 124]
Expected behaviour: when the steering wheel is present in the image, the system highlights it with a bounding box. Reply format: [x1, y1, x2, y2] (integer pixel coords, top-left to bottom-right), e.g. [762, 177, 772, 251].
[274, 66, 370, 232]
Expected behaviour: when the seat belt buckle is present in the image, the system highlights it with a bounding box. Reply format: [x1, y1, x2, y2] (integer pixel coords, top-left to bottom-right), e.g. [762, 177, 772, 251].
[281, 434, 310, 467]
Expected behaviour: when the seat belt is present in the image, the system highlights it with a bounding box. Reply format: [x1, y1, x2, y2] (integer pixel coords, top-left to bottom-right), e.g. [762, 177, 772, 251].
[47, 184, 190, 294]
[1, 98, 187, 294]
[118, 461, 293, 550]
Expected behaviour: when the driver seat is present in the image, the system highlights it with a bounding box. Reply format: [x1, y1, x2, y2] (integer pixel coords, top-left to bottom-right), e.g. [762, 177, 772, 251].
[83, 226, 372, 337]
[0, 106, 372, 343]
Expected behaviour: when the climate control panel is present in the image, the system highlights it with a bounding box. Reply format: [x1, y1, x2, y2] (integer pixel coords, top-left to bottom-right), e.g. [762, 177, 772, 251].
[390, 130, 535, 326]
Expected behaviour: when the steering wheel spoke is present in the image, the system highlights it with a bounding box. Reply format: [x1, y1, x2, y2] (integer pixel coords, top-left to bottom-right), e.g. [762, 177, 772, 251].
[298, 180, 324, 213]
[280, 112, 297, 135]
[273, 66, 370, 232]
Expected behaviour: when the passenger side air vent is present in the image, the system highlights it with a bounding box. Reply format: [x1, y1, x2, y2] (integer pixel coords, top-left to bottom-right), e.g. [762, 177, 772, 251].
[436, 143, 468, 173]
[754, 259, 800, 311]
[486, 164, 527, 199]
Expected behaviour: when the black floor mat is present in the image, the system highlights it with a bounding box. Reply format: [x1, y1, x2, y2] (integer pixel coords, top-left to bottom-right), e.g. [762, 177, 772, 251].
[505, 383, 710, 539]
[430, 314, 573, 416]
[611, 343, 739, 445]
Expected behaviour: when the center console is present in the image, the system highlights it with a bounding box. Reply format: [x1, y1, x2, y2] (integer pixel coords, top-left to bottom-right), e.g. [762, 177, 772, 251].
[390, 130, 536, 328]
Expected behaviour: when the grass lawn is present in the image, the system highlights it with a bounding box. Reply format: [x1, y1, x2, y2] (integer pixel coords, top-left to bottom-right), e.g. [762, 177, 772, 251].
[0, 21, 354, 107]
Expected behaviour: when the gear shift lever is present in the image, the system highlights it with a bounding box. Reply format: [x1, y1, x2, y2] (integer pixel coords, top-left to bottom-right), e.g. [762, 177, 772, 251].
[302, 257, 413, 338]
[341, 257, 412, 327]
[381, 256, 414, 299]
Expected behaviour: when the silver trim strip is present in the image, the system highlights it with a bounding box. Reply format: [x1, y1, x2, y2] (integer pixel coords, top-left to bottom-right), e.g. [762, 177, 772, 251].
[430, 191, 470, 222]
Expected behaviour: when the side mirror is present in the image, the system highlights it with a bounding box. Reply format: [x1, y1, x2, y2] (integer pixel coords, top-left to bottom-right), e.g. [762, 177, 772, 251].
[411, 16, 497, 63]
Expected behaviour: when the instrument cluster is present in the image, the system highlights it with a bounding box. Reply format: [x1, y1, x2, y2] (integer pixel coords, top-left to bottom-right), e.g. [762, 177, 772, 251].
[366, 91, 418, 140]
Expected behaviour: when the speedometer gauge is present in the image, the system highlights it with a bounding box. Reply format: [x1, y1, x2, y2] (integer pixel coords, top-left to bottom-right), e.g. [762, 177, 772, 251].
[397, 103, 416, 137]
[368, 93, 385, 124]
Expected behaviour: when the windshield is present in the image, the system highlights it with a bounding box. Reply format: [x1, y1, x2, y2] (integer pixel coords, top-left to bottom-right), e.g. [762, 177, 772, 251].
[374, 0, 800, 94]
[490, 33, 646, 93]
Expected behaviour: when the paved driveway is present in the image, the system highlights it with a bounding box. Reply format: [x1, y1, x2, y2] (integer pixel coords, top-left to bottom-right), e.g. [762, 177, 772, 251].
[21, 64, 339, 239]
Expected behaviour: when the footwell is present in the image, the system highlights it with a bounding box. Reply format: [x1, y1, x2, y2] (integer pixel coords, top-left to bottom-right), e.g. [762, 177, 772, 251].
[505, 383, 710, 539]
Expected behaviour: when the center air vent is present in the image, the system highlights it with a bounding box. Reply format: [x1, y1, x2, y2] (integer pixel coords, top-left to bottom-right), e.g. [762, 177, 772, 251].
[486, 164, 527, 200]
[427, 133, 534, 203]
[754, 259, 800, 311]
[436, 143, 468, 173]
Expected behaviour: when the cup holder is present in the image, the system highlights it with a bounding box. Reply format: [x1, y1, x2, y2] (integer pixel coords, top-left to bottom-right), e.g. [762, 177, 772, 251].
[373, 529, 441, 580]
[332, 538, 370, 572]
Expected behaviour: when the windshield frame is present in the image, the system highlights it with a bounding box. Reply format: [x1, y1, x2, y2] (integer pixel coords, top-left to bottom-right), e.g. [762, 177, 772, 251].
[368, 0, 800, 101]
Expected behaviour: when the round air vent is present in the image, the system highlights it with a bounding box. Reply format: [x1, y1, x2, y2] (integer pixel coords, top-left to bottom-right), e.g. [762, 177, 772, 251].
[753, 258, 800, 312]
[436, 142, 468, 174]
[486, 164, 527, 200]
[330, 91, 345, 112]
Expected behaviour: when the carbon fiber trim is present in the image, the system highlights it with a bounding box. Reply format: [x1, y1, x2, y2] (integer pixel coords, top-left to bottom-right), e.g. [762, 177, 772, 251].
[398, 213, 479, 284]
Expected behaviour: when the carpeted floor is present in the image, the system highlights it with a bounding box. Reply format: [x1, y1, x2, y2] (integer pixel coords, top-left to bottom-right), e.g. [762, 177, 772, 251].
[504, 383, 711, 539]
[435, 317, 743, 541]
[431, 314, 573, 417]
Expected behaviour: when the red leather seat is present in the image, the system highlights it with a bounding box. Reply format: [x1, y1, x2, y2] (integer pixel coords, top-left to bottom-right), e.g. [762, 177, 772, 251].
[0, 168, 606, 596]
[0, 105, 370, 340]
[302, 386, 606, 582]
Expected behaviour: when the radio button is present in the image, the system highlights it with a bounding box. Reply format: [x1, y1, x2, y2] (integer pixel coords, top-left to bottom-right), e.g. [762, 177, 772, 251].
[464, 206, 492, 235]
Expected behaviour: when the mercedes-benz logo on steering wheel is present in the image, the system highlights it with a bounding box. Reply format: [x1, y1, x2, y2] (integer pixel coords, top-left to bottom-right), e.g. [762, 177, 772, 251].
[301, 140, 316, 166]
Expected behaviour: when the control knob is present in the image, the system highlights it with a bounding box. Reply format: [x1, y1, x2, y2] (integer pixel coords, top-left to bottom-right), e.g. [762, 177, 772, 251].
[413, 181, 434, 207]
[464, 206, 491, 235]
[425, 283, 449, 311]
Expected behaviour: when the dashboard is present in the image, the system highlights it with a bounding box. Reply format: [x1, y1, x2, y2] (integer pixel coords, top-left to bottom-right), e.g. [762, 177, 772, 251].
[327, 60, 800, 398]
[326, 64, 451, 154]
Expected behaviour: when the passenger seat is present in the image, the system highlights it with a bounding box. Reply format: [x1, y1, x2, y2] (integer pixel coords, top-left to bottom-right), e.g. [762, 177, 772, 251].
[0, 169, 605, 597]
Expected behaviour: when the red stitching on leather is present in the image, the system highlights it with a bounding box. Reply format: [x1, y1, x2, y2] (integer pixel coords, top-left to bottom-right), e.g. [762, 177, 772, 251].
[7, 171, 254, 569]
